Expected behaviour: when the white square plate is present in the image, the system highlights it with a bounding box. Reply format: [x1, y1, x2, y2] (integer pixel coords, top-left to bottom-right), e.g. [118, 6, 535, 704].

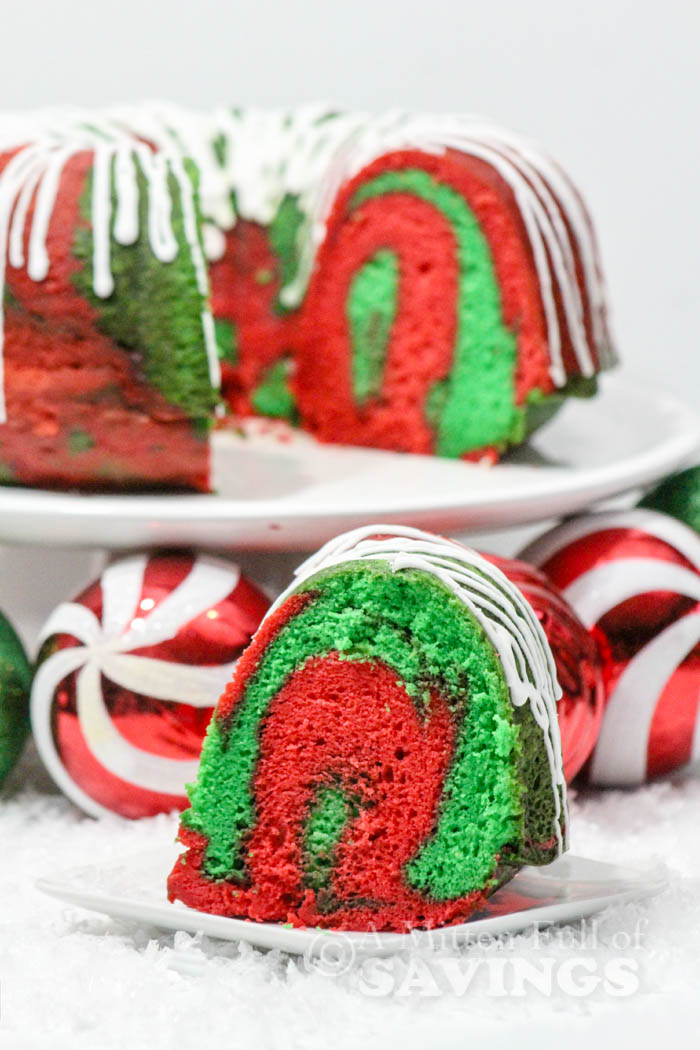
[37, 846, 667, 958]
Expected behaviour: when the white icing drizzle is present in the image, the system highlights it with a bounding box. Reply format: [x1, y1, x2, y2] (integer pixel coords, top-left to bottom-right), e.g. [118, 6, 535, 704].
[0, 103, 613, 424]
[0, 116, 219, 422]
[95, 103, 611, 382]
[190, 107, 611, 383]
[154, 106, 609, 383]
[303, 115, 613, 384]
[269, 524, 568, 854]
[479, 128, 611, 359]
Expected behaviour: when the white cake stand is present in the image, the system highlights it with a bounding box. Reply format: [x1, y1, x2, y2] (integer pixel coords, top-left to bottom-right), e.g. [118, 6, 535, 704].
[0, 374, 698, 651]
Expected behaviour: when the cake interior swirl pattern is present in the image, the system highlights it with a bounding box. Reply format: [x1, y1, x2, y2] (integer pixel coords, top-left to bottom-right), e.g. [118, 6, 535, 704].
[0, 105, 615, 490]
[168, 525, 568, 932]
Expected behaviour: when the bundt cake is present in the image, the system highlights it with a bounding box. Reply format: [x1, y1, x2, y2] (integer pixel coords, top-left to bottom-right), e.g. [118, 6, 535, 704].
[168, 525, 568, 932]
[0, 106, 615, 490]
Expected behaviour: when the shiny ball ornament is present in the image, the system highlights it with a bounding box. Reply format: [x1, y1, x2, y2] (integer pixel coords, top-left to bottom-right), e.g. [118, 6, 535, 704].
[639, 465, 700, 535]
[31, 552, 270, 818]
[483, 553, 604, 782]
[0, 610, 32, 786]
[521, 509, 700, 786]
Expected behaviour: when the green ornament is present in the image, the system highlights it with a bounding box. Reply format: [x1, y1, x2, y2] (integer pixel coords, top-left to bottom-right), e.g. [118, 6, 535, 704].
[0, 611, 31, 786]
[639, 466, 700, 535]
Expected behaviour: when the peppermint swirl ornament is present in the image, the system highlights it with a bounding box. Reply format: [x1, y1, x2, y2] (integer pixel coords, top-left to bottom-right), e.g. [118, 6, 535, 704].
[31, 552, 270, 817]
[521, 509, 700, 786]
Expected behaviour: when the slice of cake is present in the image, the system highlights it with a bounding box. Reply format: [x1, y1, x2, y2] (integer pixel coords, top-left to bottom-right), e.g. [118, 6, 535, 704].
[168, 525, 568, 932]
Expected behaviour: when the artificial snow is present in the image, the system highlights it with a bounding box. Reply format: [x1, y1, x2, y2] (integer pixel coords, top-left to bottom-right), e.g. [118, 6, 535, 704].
[2, 531, 699, 1048]
[2, 744, 700, 1050]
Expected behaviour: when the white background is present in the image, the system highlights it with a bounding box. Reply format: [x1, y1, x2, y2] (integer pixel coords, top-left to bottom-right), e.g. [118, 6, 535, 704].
[0, 0, 698, 648]
[1, 8, 698, 1046]
[2, 0, 698, 411]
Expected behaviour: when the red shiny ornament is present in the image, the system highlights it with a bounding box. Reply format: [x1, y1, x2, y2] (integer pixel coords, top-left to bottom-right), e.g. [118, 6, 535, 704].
[521, 509, 700, 786]
[31, 552, 270, 818]
[483, 552, 604, 782]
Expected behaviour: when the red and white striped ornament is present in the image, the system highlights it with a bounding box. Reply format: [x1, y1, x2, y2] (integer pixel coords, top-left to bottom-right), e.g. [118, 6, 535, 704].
[521, 509, 700, 786]
[31, 552, 270, 818]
